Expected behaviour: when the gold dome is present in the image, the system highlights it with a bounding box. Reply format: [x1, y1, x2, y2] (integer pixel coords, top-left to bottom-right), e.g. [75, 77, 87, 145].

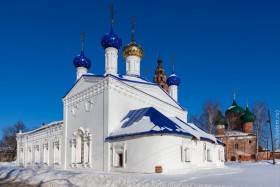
[122, 41, 144, 59]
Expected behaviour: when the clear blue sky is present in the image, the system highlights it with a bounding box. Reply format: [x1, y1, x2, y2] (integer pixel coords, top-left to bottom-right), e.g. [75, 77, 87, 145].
[0, 0, 279, 138]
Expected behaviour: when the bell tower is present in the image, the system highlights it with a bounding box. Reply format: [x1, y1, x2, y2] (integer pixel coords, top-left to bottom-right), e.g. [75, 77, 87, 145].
[153, 54, 169, 92]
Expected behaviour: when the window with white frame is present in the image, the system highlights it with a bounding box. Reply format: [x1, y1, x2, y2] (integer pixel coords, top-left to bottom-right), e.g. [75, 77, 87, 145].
[19, 146, 24, 165]
[27, 146, 32, 164]
[34, 142, 40, 163]
[207, 149, 212, 161]
[53, 138, 60, 165]
[220, 150, 225, 161]
[203, 143, 207, 161]
[71, 129, 92, 167]
[112, 144, 125, 168]
[185, 148, 191, 162]
[43, 140, 49, 165]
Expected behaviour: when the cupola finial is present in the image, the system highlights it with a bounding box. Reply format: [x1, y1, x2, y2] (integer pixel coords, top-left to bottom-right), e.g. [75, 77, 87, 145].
[131, 16, 135, 42]
[81, 31, 85, 52]
[171, 56, 175, 74]
[145, 67, 148, 80]
[109, 4, 115, 29]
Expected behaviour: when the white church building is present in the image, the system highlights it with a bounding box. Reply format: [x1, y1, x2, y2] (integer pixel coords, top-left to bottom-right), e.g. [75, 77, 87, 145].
[16, 9, 225, 173]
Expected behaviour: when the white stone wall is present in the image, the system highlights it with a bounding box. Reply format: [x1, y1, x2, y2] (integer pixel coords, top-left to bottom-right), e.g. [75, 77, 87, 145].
[17, 74, 225, 173]
[64, 88, 108, 171]
[62, 76, 188, 172]
[125, 55, 141, 76]
[169, 85, 178, 102]
[105, 47, 118, 75]
[16, 122, 63, 169]
[107, 77, 187, 135]
[109, 136, 224, 173]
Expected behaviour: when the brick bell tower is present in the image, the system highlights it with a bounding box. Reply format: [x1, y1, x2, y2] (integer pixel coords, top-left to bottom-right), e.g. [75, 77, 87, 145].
[153, 54, 169, 92]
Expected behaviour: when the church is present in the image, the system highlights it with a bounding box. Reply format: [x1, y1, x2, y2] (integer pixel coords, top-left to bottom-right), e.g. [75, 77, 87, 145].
[16, 7, 225, 173]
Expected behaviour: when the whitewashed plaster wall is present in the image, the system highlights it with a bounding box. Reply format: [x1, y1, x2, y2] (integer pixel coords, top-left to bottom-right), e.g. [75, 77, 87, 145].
[109, 136, 224, 173]
[63, 87, 108, 171]
[17, 122, 63, 169]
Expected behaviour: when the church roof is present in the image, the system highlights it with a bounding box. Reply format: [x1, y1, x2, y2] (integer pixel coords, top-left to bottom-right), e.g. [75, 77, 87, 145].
[106, 107, 224, 145]
[64, 74, 185, 111]
[17, 121, 63, 136]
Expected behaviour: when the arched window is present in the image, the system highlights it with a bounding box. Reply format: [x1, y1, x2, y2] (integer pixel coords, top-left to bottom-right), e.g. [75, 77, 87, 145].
[72, 129, 92, 167]
[76, 133, 85, 164]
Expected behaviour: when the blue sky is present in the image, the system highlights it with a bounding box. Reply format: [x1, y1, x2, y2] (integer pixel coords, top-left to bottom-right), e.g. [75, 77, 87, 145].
[0, 0, 279, 139]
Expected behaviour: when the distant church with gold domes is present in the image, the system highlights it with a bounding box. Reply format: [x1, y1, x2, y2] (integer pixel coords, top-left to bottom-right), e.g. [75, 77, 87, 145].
[17, 6, 225, 173]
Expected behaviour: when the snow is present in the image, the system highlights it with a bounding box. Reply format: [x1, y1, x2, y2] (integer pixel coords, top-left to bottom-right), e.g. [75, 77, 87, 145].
[227, 106, 235, 110]
[216, 131, 249, 138]
[18, 121, 63, 136]
[107, 107, 220, 144]
[114, 74, 152, 84]
[0, 161, 279, 187]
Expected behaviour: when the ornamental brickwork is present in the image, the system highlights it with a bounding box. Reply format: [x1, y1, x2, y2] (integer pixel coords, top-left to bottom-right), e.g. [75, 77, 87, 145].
[153, 57, 169, 92]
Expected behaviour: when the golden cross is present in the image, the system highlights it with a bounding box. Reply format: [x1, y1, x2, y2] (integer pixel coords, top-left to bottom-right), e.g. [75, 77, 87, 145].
[81, 31, 85, 51]
[109, 4, 115, 28]
[131, 16, 135, 41]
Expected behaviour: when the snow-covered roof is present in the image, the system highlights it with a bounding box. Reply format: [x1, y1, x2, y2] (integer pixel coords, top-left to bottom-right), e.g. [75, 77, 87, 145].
[227, 106, 235, 110]
[215, 130, 254, 138]
[17, 121, 63, 136]
[114, 74, 154, 85]
[73, 74, 185, 110]
[106, 107, 224, 145]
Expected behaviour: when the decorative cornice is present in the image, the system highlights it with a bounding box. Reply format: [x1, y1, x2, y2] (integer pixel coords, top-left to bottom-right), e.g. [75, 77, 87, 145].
[64, 75, 186, 120]
[19, 123, 63, 142]
[64, 78, 109, 107]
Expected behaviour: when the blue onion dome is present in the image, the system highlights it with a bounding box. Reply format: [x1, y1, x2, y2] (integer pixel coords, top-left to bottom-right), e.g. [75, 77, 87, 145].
[101, 28, 122, 50]
[166, 74, 181, 86]
[73, 50, 91, 69]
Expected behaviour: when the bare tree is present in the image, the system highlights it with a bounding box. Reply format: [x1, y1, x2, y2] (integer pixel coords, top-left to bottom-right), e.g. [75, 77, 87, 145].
[1, 121, 28, 160]
[190, 100, 220, 134]
[252, 101, 269, 161]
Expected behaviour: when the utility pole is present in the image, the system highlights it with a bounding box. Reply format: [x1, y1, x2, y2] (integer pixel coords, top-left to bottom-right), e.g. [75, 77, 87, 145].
[268, 110, 276, 164]
[266, 139, 268, 160]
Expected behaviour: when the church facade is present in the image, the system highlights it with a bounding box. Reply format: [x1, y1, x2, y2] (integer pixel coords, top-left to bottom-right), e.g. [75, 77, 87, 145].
[16, 9, 225, 173]
[214, 97, 257, 162]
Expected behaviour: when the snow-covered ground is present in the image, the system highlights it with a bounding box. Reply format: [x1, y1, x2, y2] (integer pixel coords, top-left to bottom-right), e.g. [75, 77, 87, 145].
[0, 161, 279, 187]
